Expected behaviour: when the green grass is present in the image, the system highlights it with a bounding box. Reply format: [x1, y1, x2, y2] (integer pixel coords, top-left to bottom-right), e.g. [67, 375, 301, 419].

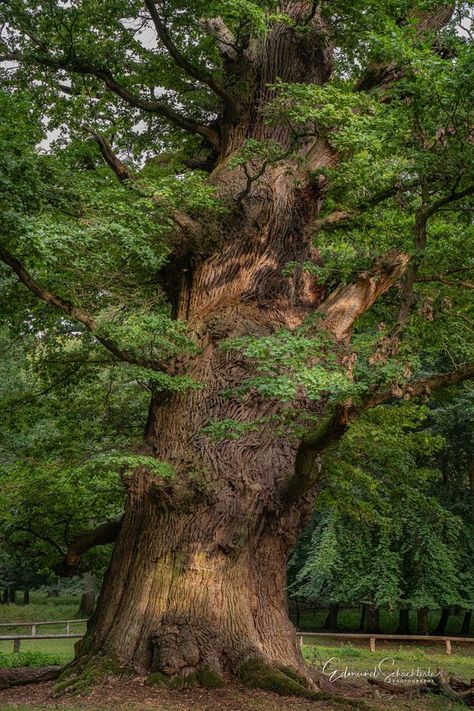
[303, 640, 474, 679]
[0, 591, 80, 625]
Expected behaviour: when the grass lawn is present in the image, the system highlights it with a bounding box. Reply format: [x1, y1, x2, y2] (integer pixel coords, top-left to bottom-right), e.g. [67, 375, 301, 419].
[303, 640, 474, 680]
[0, 592, 80, 625]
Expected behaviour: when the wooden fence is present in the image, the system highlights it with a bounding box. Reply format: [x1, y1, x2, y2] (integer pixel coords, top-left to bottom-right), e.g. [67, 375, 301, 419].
[296, 631, 474, 655]
[1, 620, 473, 655]
[0, 619, 87, 653]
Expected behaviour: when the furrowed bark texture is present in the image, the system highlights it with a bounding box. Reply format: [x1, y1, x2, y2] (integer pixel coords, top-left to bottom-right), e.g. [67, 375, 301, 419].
[75, 7, 333, 683]
[78, 148, 322, 676]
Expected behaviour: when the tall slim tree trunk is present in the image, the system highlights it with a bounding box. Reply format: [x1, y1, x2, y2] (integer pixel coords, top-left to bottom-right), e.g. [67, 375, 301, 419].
[396, 608, 410, 634]
[78, 573, 97, 618]
[417, 607, 429, 635]
[323, 604, 339, 631]
[433, 608, 450, 635]
[358, 604, 367, 632]
[293, 596, 301, 629]
[461, 610, 472, 635]
[366, 605, 380, 634]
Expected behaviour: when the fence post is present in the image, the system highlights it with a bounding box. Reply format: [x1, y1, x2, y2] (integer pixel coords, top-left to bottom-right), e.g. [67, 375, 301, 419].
[445, 639, 452, 655]
[13, 638, 21, 653]
[31, 624, 36, 636]
[369, 637, 376, 653]
[66, 623, 71, 635]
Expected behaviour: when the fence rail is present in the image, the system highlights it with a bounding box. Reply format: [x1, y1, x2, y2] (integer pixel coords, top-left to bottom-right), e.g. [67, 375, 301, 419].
[296, 631, 474, 655]
[0, 619, 87, 652]
[1, 621, 473, 655]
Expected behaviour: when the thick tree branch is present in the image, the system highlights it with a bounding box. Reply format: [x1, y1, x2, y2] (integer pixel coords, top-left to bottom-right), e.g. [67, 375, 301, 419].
[84, 126, 135, 182]
[317, 249, 411, 341]
[144, 0, 236, 110]
[55, 520, 122, 577]
[284, 362, 474, 503]
[373, 183, 474, 361]
[1, 50, 219, 147]
[14, 525, 65, 557]
[201, 18, 237, 61]
[0, 244, 164, 371]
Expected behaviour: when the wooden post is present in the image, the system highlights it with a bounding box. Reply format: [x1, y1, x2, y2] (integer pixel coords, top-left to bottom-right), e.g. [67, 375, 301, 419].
[370, 637, 376, 653]
[13, 638, 20, 653]
[31, 624, 36, 636]
[445, 639, 452, 655]
[298, 634, 303, 648]
[66, 623, 70, 635]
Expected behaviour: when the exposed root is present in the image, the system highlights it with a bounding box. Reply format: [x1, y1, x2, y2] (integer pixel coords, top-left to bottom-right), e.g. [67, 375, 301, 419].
[367, 668, 474, 706]
[239, 658, 317, 698]
[0, 666, 61, 690]
[146, 666, 225, 690]
[433, 669, 474, 706]
[53, 653, 131, 696]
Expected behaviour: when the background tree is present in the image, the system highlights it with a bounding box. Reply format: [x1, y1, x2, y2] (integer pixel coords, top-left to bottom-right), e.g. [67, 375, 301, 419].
[0, 0, 473, 695]
[289, 403, 464, 634]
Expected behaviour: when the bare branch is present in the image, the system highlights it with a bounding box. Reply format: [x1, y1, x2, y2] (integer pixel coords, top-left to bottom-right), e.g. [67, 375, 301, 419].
[313, 180, 419, 232]
[84, 126, 203, 242]
[201, 18, 237, 60]
[0, 244, 164, 371]
[84, 126, 135, 182]
[415, 275, 474, 290]
[317, 249, 411, 341]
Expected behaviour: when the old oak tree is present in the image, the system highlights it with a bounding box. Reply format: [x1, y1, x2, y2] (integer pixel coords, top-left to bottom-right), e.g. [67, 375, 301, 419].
[1, 0, 474, 696]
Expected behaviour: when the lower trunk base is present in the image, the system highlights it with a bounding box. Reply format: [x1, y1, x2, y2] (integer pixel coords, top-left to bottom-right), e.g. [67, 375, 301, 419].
[56, 652, 318, 699]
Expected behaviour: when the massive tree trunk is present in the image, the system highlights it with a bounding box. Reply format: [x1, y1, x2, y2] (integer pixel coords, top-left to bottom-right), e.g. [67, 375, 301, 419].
[76, 242, 321, 683]
[72, 138, 408, 691]
[71, 9, 335, 690]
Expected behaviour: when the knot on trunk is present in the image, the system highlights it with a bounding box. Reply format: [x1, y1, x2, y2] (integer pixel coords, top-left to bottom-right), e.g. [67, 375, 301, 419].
[150, 615, 258, 678]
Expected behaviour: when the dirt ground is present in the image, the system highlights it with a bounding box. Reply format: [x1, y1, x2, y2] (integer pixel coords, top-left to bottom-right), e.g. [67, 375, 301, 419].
[0, 677, 468, 711]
